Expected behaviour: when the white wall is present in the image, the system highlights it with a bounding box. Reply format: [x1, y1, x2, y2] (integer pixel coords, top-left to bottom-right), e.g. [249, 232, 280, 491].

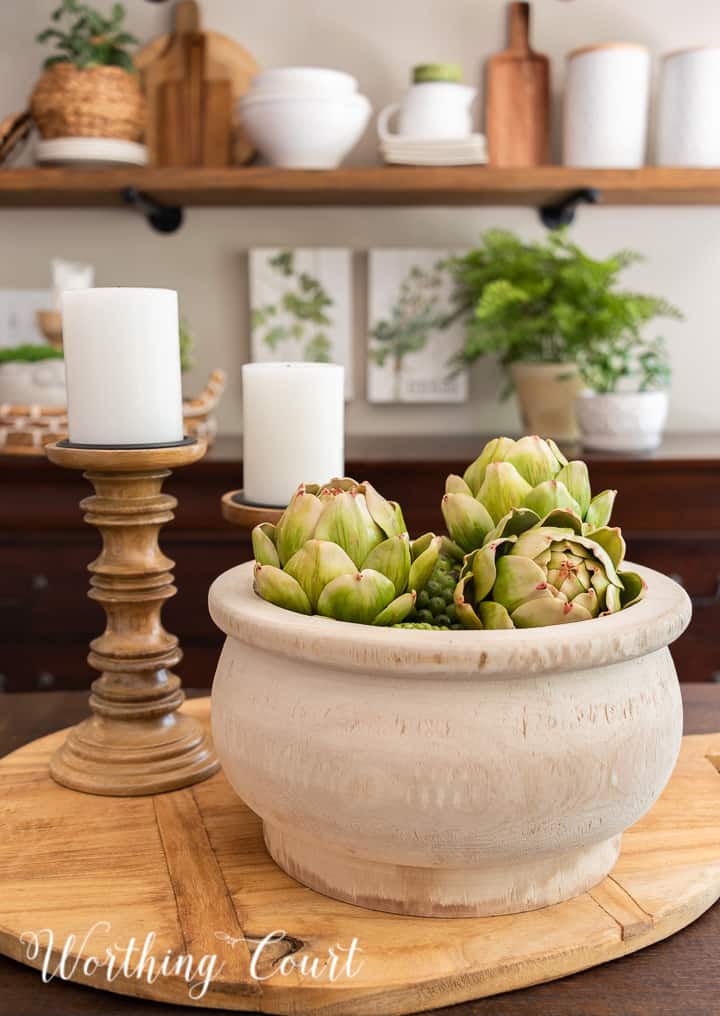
[1, 0, 718, 436]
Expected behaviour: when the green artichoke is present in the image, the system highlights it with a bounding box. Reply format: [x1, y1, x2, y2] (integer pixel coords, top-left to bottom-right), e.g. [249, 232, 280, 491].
[252, 478, 440, 625]
[443, 435, 618, 555]
[454, 508, 646, 629]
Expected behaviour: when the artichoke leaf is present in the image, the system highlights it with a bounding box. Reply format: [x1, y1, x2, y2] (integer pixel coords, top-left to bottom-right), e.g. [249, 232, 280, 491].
[275, 487, 324, 566]
[463, 436, 516, 495]
[556, 461, 591, 518]
[362, 534, 411, 596]
[252, 522, 280, 567]
[373, 591, 416, 626]
[492, 554, 552, 614]
[507, 435, 563, 486]
[478, 601, 514, 629]
[618, 570, 647, 609]
[253, 563, 312, 615]
[317, 569, 396, 625]
[477, 462, 533, 524]
[408, 536, 442, 592]
[585, 489, 617, 530]
[445, 473, 473, 496]
[511, 596, 592, 627]
[284, 539, 356, 610]
[442, 493, 494, 552]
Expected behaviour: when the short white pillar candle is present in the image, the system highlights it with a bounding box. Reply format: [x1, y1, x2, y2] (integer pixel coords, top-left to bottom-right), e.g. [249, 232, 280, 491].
[242, 362, 344, 506]
[62, 288, 184, 446]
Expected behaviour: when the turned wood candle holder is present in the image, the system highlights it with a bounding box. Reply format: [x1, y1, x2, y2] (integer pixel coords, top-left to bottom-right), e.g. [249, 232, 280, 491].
[221, 489, 284, 529]
[44, 438, 219, 797]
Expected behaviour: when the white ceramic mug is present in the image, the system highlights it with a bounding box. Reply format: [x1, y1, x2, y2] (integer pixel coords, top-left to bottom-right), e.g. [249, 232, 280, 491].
[563, 43, 650, 167]
[377, 82, 476, 141]
[657, 47, 720, 166]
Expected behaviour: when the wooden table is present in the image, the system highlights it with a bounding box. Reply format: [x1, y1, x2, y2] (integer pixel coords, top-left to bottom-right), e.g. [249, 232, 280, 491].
[0, 686, 718, 1016]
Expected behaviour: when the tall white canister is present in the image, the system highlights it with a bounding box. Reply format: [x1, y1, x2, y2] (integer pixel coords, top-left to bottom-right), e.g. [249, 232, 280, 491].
[657, 47, 720, 166]
[563, 43, 650, 167]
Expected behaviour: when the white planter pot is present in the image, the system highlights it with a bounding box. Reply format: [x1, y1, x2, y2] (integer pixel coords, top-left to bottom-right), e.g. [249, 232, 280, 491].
[0, 359, 66, 407]
[657, 47, 720, 166]
[210, 560, 690, 918]
[563, 43, 650, 167]
[577, 390, 669, 452]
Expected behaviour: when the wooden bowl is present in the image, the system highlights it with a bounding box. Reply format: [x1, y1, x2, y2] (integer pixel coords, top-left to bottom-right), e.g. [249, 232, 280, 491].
[209, 561, 690, 917]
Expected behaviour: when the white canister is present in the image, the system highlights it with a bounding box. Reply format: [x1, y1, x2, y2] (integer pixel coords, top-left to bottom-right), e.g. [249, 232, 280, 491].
[657, 47, 720, 166]
[563, 43, 650, 168]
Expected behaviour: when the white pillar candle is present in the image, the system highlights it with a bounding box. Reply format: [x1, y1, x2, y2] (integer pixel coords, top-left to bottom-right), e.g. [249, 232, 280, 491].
[62, 288, 184, 446]
[242, 362, 344, 506]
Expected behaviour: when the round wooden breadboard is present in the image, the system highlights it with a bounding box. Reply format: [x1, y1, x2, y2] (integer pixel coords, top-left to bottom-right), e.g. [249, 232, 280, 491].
[1, 699, 719, 1014]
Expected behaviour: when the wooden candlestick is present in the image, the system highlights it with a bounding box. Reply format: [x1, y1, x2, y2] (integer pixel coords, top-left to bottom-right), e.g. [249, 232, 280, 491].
[221, 488, 284, 529]
[44, 438, 219, 796]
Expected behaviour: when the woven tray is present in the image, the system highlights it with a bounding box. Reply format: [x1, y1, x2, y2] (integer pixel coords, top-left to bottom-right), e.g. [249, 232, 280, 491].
[0, 368, 226, 455]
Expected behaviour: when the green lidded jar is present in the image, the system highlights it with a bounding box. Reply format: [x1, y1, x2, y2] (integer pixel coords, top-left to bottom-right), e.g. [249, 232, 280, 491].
[412, 63, 464, 85]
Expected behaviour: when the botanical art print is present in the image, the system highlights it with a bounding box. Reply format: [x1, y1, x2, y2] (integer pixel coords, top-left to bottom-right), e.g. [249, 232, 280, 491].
[367, 249, 468, 403]
[249, 248, 353, 397]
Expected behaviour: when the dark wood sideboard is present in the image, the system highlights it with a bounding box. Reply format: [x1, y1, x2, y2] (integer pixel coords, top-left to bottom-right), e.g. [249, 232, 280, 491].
[2, 434, 719, 692]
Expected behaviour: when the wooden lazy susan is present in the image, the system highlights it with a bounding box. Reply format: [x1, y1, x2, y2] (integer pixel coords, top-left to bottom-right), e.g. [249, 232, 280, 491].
[1, 698, 719, 1014]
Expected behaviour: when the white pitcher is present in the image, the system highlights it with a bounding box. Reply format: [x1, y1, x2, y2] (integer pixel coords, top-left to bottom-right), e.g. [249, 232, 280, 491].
[378, 77, 477, 141]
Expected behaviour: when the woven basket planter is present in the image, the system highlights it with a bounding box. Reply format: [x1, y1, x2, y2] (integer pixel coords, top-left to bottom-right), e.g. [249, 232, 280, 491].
[31, 63, 145, 141]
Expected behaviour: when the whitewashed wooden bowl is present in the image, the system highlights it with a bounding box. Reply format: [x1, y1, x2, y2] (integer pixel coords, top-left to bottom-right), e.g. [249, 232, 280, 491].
[209, 561, 690, 917]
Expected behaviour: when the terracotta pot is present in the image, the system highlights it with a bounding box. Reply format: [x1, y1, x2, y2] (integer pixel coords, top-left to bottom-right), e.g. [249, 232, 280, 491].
[209, 560, 690, 918]
[511, 362, 584, 442]
[577, 390, 669, 452]
[31, 63, 145, 141]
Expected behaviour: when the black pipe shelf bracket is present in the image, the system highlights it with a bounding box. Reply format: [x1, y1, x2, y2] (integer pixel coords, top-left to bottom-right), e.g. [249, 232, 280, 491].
[539, 187, 601, 229]
[123, 186, 184, 234]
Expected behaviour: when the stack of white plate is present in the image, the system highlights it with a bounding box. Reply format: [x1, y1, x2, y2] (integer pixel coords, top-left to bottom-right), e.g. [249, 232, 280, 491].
[35, 137, 149, 167]
[380, 133, 487, 166]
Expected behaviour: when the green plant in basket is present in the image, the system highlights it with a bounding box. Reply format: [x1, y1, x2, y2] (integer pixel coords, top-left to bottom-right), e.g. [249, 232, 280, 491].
[37, 0, 138, 71]
[250, 436, 646, 630]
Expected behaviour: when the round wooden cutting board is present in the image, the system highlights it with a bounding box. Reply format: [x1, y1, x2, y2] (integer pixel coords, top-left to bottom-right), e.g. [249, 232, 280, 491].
[0, 699, 719, 1014]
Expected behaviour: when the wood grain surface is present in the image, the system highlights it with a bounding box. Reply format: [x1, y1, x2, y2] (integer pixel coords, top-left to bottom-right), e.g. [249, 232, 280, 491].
[0, 687, 718, 1016]
[486, 2, 551, 167]
[136, 0, 257, 167]
[0, 697, 719, 1014]
[6, 166, 720, 208]
[41, 441, 218, 796]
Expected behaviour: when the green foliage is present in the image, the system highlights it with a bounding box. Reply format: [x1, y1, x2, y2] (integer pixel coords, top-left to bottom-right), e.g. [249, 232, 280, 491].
[0, 344, 64, 364]
[253, 250, 335, 363]
[446, 230, 681, 392]
[579, 334, 671, 394]
[369, 261, 453, 398]
[36, 0, 138, 71]
[179, 319, 195, 374]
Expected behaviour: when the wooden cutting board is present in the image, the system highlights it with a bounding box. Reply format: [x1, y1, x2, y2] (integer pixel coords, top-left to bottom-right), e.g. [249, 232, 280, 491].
[486, 1, 550, 166]
[136, 0, 259, 166]
[1, 699, 719, 1014]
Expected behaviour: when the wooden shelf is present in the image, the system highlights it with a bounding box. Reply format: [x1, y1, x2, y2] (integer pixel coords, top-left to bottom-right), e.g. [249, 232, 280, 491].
[2, 165, 720, 209]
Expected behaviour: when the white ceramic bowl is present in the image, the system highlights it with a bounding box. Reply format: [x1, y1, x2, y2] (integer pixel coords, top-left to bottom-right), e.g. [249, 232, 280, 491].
[239, 92, 371, 168]
[210, 560, 690, 917]
[249, 66, 358, 98]
[577, 390, 669, 452]
[0, 359, 66, 407]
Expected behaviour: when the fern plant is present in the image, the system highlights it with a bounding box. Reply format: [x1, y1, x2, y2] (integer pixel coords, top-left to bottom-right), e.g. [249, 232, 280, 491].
[37, 0, 138, 71]
[446, 230, 681, 391]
